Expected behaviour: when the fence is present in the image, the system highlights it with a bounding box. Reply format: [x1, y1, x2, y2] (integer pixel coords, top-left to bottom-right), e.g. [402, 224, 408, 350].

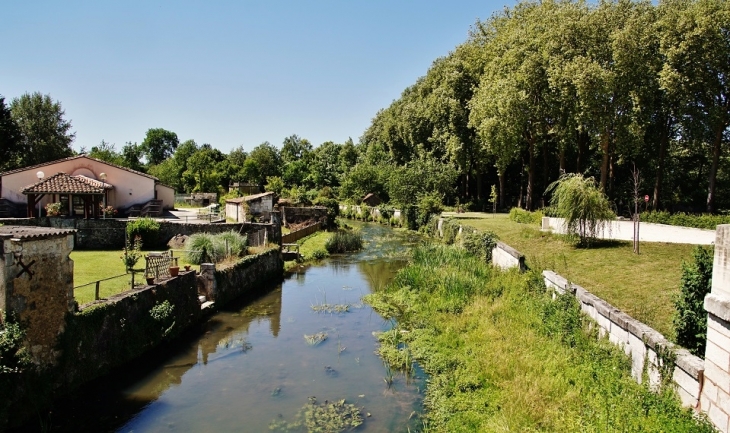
[281, 222, 322, 244]
[145, 251, 178, 281]
[73, 272, 142, 305]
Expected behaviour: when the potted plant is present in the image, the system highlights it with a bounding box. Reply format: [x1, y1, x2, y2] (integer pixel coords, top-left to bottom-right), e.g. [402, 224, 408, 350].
[184, 265, 191, 271]
[169, 266, 179, 277]
[146, 275, 155, 285]
[45, 202, 63, 217]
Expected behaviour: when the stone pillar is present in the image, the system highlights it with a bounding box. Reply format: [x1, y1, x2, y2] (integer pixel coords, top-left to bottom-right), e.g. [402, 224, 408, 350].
[196, 263, 217, 301]
[702, 225, 730, 433]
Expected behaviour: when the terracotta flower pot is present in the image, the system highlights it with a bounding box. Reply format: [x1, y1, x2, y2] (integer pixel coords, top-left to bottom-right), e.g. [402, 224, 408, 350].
[169, 266, 179, 277]
[184, 265, 191, 271]
[146, 277, 155, 285]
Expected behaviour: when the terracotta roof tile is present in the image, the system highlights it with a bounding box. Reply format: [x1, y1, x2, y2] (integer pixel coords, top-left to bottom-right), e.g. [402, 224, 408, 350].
[21, 172, 113, 195]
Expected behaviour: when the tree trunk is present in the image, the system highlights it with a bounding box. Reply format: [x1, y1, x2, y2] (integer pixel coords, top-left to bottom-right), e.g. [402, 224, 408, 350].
[652, 120, 668, 210]
[559, 146, 566, 173]
[476, 172, 483, 201]
[600, 132, 610, 192]
[527, 136, 536, 210]
[498, 170, 505, 209]
[706, 125, 724, 213]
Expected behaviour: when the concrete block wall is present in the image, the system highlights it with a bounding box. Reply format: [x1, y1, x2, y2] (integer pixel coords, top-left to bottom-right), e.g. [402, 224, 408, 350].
[542, 270, 704, 409]
[702, 225, 730, 432]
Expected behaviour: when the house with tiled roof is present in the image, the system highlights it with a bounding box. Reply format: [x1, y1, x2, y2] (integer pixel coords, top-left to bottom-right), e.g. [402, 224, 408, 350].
[0, 155, 175, 218]
[225, 191, 275, 222]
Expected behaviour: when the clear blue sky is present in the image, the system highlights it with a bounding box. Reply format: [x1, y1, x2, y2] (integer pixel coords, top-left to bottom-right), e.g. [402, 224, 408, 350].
[2, 0, 507, 154]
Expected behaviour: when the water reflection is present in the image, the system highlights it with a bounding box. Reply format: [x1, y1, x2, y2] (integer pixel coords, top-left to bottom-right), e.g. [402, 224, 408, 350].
[20, 223, 424, 433]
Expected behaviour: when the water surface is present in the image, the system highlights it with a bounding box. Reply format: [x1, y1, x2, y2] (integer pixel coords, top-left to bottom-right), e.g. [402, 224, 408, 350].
[35, 223, 425, 432]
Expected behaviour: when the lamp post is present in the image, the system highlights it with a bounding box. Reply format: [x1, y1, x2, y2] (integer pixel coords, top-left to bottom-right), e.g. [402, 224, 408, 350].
[36, 171, 44, 217]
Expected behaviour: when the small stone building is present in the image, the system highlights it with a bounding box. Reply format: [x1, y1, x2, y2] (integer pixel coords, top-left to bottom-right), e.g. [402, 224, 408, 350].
[226, 192, 275, 223]
[0, 225, 75, 366]
[362, 193, 382, 207]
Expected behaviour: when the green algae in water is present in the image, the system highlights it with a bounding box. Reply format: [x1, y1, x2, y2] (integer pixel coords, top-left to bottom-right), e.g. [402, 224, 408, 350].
[303, 332, 328, 346]
[269, 396, 363, 433]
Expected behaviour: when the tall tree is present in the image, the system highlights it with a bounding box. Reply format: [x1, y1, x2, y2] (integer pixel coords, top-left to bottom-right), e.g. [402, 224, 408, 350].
[0, 96, 21, 171]
[247, 142, 282, 186]
[141, 128, 179, 165]
[10, 92, 75, 166]
[660, 0, 730, 212]
[88, 140, 125, 166]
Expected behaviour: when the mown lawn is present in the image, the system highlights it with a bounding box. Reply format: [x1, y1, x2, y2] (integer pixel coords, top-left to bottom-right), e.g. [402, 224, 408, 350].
[71, 250, 136, 305]
[284, 230, 332, 271]
[443, 212, 695, 338]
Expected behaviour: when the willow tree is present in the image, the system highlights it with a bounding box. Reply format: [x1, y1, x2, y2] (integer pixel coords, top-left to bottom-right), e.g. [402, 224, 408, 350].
[546, 173, 615, 246]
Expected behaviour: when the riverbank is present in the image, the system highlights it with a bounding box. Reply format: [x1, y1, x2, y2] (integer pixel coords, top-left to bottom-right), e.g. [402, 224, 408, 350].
[365, 244, 714, 432]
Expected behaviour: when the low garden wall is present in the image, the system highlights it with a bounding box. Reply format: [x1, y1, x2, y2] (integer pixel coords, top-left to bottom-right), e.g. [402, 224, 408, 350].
[542, 270, 703, 409]
[281, 206, 328, 227]
[0, 217, 280, 249]
[491, 241, 526, 271]
[198, 248, 283, 307]
[542, 216, 715, 245]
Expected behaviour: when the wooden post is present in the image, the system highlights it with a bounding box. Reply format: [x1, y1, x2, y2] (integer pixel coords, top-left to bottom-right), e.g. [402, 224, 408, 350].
[95, 281, 100, 300]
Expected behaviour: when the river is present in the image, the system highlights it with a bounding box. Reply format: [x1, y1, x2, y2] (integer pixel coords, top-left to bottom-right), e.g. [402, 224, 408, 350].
[29, 222, 425, 433]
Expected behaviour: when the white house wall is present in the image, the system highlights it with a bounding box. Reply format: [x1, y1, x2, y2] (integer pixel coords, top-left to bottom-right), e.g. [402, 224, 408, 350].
[155, 184, 175, 210]
[1, 157, 157, 210]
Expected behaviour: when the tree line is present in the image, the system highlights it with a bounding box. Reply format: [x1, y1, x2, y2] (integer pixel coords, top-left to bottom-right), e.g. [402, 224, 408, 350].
[360, 0, 729, 213]
[3, 0, 727, 214]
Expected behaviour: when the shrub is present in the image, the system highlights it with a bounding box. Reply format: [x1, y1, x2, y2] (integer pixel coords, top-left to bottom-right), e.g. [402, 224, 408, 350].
[186, 233, 224, 264]
[545, 174, 615, 246]
[121, 235, 143, 271]
[215, 231, 248, 258]
[325, 230, 363, 253]
[126, 218, 161, 249]
[417, 192, 443, 229]
[673, 246, 713, 357]
[509, 207, 544, 225]
[641, 211, 730, 230]
[461, 230, 498, 263]
[0, 312, 31, 374]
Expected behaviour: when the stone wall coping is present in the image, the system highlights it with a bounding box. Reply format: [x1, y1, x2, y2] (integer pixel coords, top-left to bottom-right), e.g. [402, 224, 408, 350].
[674, 347, 705, 378]
[609, 310, 631, 331]
[705, 293, 730, 322]
[496, 241, 524, 261]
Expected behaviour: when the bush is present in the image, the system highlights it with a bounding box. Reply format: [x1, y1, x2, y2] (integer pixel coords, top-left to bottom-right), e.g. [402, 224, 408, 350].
[673, 246, 713, 357]
[461, 230, 498, 263]
[215, 231, 248, 258]
[641, 211, 730, 230]
[325, 230, 364, 253]
[509, 207, 544, 225]
[126, 218, 161, 249]
[186, 233, 224, 264]
[417, 192, 443, 229]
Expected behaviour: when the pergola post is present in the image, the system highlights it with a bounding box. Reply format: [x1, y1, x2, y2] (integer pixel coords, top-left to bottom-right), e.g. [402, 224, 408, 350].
[27, 193, 35, 217]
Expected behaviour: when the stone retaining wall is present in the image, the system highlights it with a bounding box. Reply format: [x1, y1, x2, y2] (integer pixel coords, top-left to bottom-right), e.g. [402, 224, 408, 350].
[542, 270, 704, 409]
[0, 217, 280, 249]
[197, 249, 283, 306]
[491, 241, 526, 271]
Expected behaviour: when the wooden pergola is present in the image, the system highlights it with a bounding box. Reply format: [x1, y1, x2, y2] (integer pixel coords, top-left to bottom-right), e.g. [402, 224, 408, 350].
[21, 172, 113, 219]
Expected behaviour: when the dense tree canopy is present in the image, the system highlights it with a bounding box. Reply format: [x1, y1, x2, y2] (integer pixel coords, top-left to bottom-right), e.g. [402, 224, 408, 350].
[9, 92, 75, 168]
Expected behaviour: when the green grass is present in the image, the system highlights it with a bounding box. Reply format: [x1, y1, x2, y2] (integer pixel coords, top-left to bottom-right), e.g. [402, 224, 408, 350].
[71, 250, 137, 305]
[443, 212, 694, 338]
[284, 230, 333, 271]
[365, 245, 714, 432]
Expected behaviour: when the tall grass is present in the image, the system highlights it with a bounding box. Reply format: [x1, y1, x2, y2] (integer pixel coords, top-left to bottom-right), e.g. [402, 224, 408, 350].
[324, 230, 363, 253]
[186, 231, 248, 264]
[365, 244, 715, 432]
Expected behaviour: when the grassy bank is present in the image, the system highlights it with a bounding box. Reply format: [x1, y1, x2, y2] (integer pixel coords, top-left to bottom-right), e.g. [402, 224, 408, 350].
[365, 245, 713, 432]
[443, 212, 693, 337]
[284, 230, 332, 271]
